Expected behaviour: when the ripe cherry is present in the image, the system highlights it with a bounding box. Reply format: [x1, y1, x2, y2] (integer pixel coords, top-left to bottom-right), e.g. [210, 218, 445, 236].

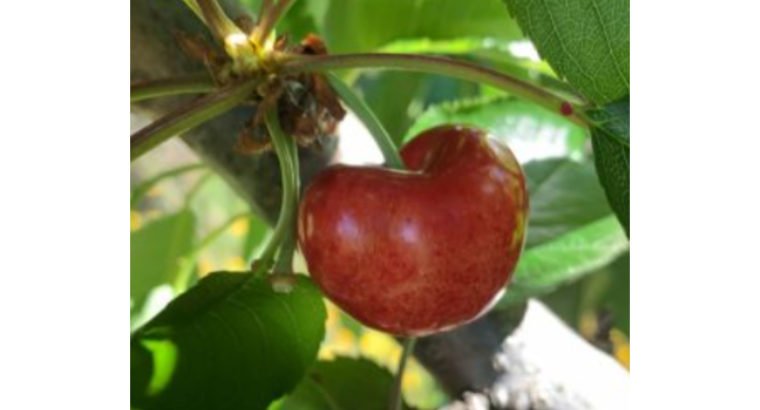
[298, 125, 528, 336]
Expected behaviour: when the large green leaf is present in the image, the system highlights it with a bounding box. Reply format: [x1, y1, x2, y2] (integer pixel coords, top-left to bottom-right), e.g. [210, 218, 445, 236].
[523, 158, 611, 247]
[324, 0, 522, 53]
[275, 357, 405, 410]
[403, 97, 588, 163]
[588, 96, 630, 236]
[503, 0, 630, 104]
[511, 216, 627, 295]
[131, 272, 326, 410]
[501, 158, 629, 305]
[131, 210, 196, 310]
[379, 37, 504, 55]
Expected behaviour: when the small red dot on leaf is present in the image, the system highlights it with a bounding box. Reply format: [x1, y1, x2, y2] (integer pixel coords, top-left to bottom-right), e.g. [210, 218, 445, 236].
[560, 102, 573, 116]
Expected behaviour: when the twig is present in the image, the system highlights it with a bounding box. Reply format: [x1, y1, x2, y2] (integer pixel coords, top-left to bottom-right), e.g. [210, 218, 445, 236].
[130, 79, 258, 161]
[130, 75, 215, 103]
[280, 53, 589, 127]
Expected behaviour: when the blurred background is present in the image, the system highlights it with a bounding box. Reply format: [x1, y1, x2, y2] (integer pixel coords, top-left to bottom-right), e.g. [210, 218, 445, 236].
[131, 0, 629, 407]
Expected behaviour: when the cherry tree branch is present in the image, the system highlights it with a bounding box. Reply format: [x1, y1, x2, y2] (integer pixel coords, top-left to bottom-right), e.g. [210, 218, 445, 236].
[131, 75, 215, 103]
[130, 78, 258, 161]
[279, 53, 588, 127]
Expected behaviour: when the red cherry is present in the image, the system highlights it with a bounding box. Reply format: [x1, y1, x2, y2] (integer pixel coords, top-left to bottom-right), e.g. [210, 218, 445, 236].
[297, 125, 528, 336]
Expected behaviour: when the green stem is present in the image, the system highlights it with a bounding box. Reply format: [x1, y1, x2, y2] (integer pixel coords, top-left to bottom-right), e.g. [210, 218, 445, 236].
[257, 0, 273, 20]
[131, 75, 215, 103]
[274, 233, 296, 272]
[130, 79, 258, 161]
[250, 0, 294, 47]
[197, 0, 257, 68]
[389, 337, 416, 410]
[272, 114, 301, 273]
[254, 108, 299, 276]
[279, 53, 588, 127]
[326, 73, 404, 170]
[196, 0, 245, 40]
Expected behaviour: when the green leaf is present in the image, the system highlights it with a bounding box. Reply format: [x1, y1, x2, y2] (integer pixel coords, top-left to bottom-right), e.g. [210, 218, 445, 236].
[500, 158, 628, 305]
[324, 0, 522, 53]
[512, 215, 627, 294]
[379, 37, 496, 55]
[131, 210, 196, 310]
[131, 272, 327, 410]
[403, 97, 588, 163]
[587, 95, 630, 236]
[523, 158, 611, 247]
[276, 357, 404, 410]
[503, 0, 630, 104]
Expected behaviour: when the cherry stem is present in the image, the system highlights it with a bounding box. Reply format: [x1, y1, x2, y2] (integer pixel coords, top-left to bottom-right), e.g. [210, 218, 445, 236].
[255, 107, 299, 276]
[279, 53, 589, 127]
[196, 0, 245, 40]
[130, 78, 259, 161]
[258, 0, 273, 18]
[130, 75, 215, 103]
[251, 0, 294, 47]
[326, 73, 405, 170]
[274, 233, 296, 272]
[196, 0, 259, 68]
[273, 115, 300, 273]
[389, 337, 416, 410]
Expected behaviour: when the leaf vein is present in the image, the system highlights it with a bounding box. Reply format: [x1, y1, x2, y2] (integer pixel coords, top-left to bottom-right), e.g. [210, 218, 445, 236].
[588, 0, 629, 88]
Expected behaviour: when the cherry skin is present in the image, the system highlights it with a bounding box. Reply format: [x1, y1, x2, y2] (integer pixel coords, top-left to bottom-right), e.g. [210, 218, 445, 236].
[297, 125, 528, 336]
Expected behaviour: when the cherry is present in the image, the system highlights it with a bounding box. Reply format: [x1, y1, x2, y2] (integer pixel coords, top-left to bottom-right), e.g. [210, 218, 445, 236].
[297, 125, 528, 336]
